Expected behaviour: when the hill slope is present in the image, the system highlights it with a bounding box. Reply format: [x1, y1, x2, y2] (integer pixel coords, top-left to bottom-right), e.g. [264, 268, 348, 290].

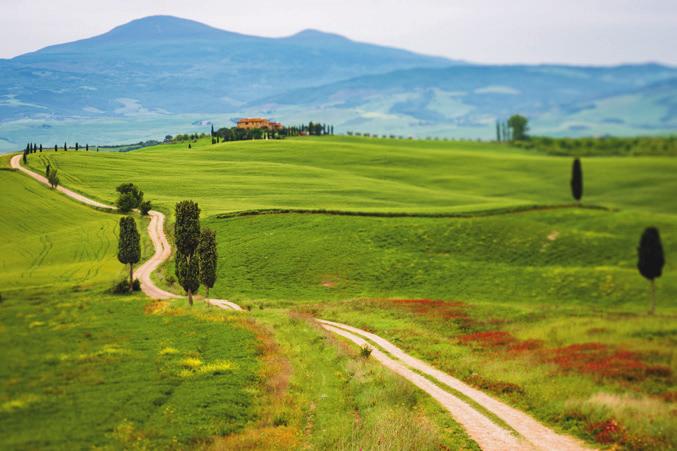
[0, 15, 455, 120]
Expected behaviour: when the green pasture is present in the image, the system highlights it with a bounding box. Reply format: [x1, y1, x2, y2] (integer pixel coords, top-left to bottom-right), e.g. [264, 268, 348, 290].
[26, 136, 677, 218]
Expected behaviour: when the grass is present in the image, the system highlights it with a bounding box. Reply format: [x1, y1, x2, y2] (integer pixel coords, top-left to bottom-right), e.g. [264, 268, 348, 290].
[12, 135, 677, 449]
[26, 136, 677, 217]
[0, 166, 261, 449]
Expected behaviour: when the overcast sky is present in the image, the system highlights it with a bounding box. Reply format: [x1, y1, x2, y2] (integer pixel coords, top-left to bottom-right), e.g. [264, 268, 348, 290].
[1, 0, 676, 65]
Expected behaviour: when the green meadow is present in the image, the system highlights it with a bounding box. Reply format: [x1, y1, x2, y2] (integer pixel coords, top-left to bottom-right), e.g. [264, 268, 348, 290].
[0, 167, 262, 449]
[10, 135, 677, 449]
[26, 136, 677, 216]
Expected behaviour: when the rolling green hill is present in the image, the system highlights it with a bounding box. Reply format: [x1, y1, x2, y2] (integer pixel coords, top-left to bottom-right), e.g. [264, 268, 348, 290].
[26, 136, 677, 218]
[0, 166, 261, 449]
[15, 136, 677, 449]
[0, 169, 122, 294]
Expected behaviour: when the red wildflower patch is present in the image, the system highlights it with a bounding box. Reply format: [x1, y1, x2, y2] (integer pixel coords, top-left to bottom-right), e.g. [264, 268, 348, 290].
[508, 339, 544, 353]
[546, 342, 671, 381]
[466, 374, 524, 395]
[381, 298, 471, 320]
[586, 419, 623, 444]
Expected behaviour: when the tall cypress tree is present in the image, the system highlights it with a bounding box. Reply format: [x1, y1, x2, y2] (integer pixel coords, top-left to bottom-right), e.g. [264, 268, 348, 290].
[197, 229, 217, 298]
[637, 227, 665, 315]
[570, 158, 583, 204]
[118, 217, 141, 292]
[175, 200, 201, 305]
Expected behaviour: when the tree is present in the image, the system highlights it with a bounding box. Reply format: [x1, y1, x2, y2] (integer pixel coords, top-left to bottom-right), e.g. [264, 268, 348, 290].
[570, 158, 583, 204]
[54, 144, 58, 152]
[175, 200, 201, 305]
[64, 142, 67, 151]
[115, 183, 144, 213]
[637, 227, 665, 315]
[22, 149, 27, 164]
[117, 216, 141, 292]
[45, 163, 51, 178]
[39, 144, 43, 152]
[86, 144, 89, 151]
[507, 115, 528, 141]
[75, 142, 79, 151]
[197, 229, 217, 298]
[139, 200, 152, 215]
[48, 169, 59, 189]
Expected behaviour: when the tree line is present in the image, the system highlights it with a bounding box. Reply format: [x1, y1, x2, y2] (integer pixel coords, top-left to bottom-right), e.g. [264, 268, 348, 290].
[115, 185, 217, 304]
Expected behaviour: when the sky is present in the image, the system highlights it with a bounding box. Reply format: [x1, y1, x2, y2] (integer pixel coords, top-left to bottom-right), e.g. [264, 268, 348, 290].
[0, 0, 676, 65]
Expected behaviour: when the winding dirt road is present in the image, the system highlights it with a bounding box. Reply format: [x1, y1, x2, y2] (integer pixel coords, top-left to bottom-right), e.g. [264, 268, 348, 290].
[319, 319, 590, 450]
[10, 154, 240, 310]
[11, 153, 588, 449]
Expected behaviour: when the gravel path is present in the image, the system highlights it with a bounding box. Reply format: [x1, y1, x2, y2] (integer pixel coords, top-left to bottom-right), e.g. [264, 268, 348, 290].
[319, 319, 590, 451]
[10, 154, 241, 310]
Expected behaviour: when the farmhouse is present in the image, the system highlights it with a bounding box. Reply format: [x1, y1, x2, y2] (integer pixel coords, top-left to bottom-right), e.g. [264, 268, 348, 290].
[237, 118, 283, 130]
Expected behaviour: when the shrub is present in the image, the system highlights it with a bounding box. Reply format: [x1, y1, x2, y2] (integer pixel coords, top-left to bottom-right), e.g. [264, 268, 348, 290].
[116, 192, 137, 213]
[139, 200, 152, 216]
[360, 345, 373, 358]
[116, 183, 143, 212]
[111, 278, 141, 294]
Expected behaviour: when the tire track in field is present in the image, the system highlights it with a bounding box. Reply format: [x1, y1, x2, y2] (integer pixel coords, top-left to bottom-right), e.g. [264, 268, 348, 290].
[10, 154, 241, 311]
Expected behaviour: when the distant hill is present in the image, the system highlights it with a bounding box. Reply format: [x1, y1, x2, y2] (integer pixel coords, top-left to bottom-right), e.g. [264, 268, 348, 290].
[0, 15, 456, 120]
[0, 15, 675, 150]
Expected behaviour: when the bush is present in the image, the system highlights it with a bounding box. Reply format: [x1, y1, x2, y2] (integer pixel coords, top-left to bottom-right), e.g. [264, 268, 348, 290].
[116, 192, 137, 213]
[116, 183, 143, 212]
[360, 345, 373, 359]
[139, 200, 152, 216]
[111, 278, 141, 294]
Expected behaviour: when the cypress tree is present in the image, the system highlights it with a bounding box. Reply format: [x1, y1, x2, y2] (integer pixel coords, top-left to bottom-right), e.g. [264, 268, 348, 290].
[75, 142, 79, 151]
[637, 227, 665, 315]
[86, 144, 89, 151]
[197, 229, 217, 298]
[54, 144, 58, 152]
[570, 158, 583, 204]
[39, 144, 43, 152]
[117, 217, 141, 292]
[48, 169, 59, 189]
[64, 142, 67, 151]
[174, 201, 201, 305]
[22, 149, 27, 164]
[45, 163, 51, 178]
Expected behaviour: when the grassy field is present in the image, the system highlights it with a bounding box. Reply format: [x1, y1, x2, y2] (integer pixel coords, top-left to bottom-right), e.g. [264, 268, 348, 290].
[2, 156, 478, 449]
[26, 136, 677, 217]
[14, 136, 677, 449]
[0, 167, 262, 449]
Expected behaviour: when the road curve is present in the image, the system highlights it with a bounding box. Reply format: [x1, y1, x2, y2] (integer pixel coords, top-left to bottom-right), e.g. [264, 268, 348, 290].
[319, 319, 590, 451]
[10, 154, 241, 310]
[12, 153, 588, 449]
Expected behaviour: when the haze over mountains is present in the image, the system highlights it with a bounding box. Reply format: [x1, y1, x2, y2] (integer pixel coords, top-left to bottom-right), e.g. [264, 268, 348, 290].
[0, 15, 675, 150]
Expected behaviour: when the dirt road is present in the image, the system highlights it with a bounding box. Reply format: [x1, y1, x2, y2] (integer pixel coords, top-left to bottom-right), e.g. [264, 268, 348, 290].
[10, 154, 241, 310]
[11, 153, 587, 449]
[319, 319, 590, 450]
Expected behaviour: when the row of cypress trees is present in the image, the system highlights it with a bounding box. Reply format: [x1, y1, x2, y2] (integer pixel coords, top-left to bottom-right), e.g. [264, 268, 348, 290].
[117, 200, 217, 303]
[569, 158, 665, 314]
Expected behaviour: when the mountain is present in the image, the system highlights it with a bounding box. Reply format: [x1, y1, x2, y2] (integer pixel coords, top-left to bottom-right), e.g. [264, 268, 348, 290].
[0, 15, 675, 150]
[0, 15, 456, 121]
[241, 64, 677, 137]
